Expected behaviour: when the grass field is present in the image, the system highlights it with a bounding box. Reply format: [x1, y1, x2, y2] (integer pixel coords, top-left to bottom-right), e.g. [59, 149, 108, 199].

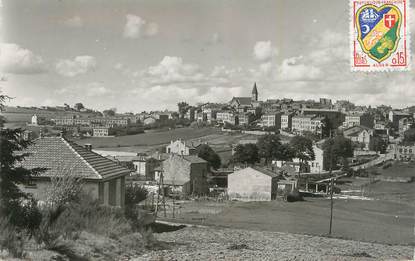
[162, 198, 414, 246]
[77, 127, 221, 149]
[77, 127, 260, 160]
[376, 161, 415, 177]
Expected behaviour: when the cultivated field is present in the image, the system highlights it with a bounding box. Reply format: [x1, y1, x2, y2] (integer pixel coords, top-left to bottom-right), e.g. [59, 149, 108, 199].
[77, 128, 261, 162]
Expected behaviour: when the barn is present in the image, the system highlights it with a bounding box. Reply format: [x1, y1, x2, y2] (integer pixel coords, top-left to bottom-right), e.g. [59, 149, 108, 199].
[227, 167, 281, 201]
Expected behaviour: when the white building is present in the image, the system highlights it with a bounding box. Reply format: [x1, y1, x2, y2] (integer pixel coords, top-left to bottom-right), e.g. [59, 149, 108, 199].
[292, 115, 323, 134]
[281, 113, 293, 130]
[31, 114, 38, 125]
[93, 127, 109, 137]
[166, 139, 197, 155]
[260, 113, 282, 128]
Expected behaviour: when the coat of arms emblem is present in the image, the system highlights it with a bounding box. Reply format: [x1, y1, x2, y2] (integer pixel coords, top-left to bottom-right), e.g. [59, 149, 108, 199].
[351, 0, 409, 71]
[356, 4, 402, 62]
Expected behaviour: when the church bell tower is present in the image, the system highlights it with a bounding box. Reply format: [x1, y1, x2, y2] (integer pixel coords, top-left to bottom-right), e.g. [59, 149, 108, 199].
[251, 82, 258, 102]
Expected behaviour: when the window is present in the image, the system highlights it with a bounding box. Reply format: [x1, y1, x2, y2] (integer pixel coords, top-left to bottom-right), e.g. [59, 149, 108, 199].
[25, 178, 37, 188]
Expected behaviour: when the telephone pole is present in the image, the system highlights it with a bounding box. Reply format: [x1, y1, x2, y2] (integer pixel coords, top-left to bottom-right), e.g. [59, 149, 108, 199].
[328, 130, 334, 236]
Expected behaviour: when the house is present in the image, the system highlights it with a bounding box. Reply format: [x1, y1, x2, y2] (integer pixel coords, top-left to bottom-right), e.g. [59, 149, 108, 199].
[389, 110, 412, 130]
[19, 137, 131, 207]
[106, 153, 160, 180]
[302, 108, 345, 128]
[21, 130, 35, 141]
[93, 127, 109, 137]
[398, 117, 413, 136]
[143, 116, 157, 125]
[228, 167, 283, 201]
[237, 112, 251, 126]
[216, 111, 238, 125]
[281, 113, 294, 130]
[184, 107, 196, 122]
[166, 139, 197, 155]
[260, 113, 282, 128]
[343, 125, 374, 150]
[343, 112, 374, 128]
[309, 145, 324, 173]
[292, 114, 324, 134]
[393, 144, 415, 160]
[273, 145, 324, 174]
[162, 154, 209, 195]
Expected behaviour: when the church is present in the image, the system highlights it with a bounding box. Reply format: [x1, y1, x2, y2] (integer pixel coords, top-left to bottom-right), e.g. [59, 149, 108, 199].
[229, 83, 261, 111]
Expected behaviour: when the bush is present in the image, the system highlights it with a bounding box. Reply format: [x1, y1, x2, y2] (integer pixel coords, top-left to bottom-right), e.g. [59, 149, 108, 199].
[285, 189, 304, 202]
[6, 197, 42, 235]
[53, 195, 131, 240]
[0, 218, 26, 258]
[125, 185, 148, 207]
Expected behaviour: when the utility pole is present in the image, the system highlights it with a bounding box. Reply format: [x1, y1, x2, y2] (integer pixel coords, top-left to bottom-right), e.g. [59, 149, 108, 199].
[154, 171, 162, 217]
[328, 130, 334, 236]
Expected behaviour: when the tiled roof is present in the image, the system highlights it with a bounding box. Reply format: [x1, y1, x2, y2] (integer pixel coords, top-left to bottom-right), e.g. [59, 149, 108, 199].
[183, 155, 207, 164]
[231, 97, 252, 106]
[20, 137, 131, 180]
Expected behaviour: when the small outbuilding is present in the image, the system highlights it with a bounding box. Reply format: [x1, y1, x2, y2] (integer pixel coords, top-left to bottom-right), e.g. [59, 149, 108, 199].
[227, 166, 282, 201]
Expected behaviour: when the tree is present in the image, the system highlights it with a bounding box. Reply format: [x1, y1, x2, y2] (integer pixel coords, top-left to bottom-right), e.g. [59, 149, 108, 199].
[232, 143, 259, 165]
[290, 136, 315, 175]
[257, 134, 283, 164]
[322, 136, 354, 170]
[103, 109, 116, 117]
[197, 144, 221, 170]
[177, 102, 189, 119]
[0, 94, 43, 230]
[321, 117, 333, 138]
[369, 136, 387, 153]
[74, 102, 84, 111]
[403, 128, 415, 144]
[278, 143, 295, 161]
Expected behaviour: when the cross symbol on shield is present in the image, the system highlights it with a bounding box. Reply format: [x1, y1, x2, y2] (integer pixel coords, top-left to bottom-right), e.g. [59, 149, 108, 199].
[384, 14, 396, 28]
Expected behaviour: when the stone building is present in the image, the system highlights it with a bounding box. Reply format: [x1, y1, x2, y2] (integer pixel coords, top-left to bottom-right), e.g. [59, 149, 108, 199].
[162, 154, 209, 195]
[227, 167, 281, 201]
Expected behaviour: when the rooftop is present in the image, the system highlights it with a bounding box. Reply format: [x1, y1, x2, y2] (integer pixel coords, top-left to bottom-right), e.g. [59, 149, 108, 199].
[20, 137, 131, 180]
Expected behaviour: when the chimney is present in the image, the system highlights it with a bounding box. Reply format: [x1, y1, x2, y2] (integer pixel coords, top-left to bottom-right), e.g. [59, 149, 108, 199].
[84, 144, 92, 151]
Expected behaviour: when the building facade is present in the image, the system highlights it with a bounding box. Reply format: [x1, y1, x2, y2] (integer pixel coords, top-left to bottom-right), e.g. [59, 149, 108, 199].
[344, 112, 374, 128]
[19, 137, 131, 207]
[292, 115, 323, 134]
[162, 154, 209, 195]
[166, 139, 197, 155]
[93, 127, 109, 137]
[260, 113, 282, 128]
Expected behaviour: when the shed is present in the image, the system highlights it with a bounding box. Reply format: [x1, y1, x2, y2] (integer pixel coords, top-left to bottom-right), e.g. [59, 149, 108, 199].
[227, 167, 280, 201]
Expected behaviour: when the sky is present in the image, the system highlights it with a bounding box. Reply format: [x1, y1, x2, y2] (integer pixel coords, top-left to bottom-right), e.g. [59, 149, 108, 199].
[0, 0, 414, 112]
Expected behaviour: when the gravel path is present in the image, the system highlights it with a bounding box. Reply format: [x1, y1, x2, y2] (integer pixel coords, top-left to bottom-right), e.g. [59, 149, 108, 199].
[133, 226, 413, 261]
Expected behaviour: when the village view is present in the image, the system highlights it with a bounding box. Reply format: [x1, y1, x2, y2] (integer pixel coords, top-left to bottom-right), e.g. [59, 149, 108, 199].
[1, 0, 414, 260]
[1, 83, 414, 260]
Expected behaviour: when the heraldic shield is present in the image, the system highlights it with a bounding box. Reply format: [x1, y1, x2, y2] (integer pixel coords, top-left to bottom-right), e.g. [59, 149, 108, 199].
[356, 4, 402, 63]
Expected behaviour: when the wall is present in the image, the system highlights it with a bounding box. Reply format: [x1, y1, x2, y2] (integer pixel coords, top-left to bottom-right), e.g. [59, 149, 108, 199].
[166, 140, 190, 155]
[163, 155, 191, 186]
[228, 168, 272, 201]
[190, 162, 209, 195]
[21, 180, 99, 203]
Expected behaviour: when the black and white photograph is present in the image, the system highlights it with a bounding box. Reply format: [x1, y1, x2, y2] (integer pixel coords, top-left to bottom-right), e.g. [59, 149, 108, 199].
[0, 0, 414, 260]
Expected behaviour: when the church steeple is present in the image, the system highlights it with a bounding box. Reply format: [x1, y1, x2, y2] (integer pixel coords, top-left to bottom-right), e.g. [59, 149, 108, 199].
[251, 82, 258, 102]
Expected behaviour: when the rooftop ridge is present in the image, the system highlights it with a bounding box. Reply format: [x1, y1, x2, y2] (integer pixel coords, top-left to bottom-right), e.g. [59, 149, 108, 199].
[61, 137, 102, 179]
